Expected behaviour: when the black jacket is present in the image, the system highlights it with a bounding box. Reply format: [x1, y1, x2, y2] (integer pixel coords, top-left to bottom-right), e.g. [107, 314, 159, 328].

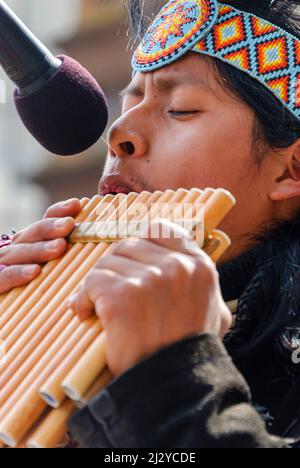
[69, 221, 300, 448]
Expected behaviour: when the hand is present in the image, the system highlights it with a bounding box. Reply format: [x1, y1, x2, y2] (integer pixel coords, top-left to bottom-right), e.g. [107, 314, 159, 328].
[70, 220, 232, 377]
[0, 198, 81, 294]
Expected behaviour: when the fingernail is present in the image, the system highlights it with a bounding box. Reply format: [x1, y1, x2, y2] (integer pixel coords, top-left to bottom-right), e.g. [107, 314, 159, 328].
[22, 265, 38, 276]
[46, 239, 61, 250]
[60, 199, 75, 208]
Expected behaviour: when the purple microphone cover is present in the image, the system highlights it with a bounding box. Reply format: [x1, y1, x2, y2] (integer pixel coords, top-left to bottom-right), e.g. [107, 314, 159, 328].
[14, 55, 109, 156]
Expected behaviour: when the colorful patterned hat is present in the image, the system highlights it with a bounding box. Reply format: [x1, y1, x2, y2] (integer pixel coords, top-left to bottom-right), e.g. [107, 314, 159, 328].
[132, 0, 300, 121]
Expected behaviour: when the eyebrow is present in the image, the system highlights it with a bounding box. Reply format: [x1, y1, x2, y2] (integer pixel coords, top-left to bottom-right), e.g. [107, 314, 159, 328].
[119, 74, 209, 100]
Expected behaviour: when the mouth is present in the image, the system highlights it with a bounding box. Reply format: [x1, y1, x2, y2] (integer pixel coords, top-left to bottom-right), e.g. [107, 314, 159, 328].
[98, 175, 139, 196]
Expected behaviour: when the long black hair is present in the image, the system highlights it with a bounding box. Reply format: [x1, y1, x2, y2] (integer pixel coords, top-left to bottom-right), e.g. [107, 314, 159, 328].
[126, 1, 300, 374]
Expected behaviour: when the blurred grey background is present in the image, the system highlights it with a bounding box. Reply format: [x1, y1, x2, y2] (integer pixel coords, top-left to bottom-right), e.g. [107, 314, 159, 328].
[0, 0, 136, 233]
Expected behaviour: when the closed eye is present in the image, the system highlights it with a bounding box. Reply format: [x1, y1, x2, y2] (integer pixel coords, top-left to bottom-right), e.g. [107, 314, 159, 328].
[168, 110, 199, 116]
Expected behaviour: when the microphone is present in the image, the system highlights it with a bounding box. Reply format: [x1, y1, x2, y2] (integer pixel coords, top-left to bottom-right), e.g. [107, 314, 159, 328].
[0, 0, 109, 156]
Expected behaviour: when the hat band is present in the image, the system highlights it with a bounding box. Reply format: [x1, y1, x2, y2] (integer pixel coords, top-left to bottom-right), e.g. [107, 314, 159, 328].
[133, 1, 300, 121]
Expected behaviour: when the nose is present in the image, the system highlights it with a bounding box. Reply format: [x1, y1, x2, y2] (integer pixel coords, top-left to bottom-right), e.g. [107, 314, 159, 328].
[107, 118, 148, 159]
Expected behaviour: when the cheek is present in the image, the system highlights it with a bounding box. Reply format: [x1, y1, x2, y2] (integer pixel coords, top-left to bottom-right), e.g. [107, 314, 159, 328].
[147, 115, 254, 190]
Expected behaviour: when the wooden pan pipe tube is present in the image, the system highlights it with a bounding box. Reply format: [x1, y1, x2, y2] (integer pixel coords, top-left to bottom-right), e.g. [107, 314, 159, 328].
[0, 196, 99, 335]
[22, 224, 231, 450]
[26, 370, 113, 449]
[38, 189, 234, 405]
[0, 192, 155, 398]
[1, 191, 187, 444]
[34, 190, 200, 408]
[0, 193, 141, 385]
[0, 197, 91, 317]
[0, 189, 236, 447]
[0, 191, 177, 387]
[0, 194, 121, 342]
[62, 235, 232, 404]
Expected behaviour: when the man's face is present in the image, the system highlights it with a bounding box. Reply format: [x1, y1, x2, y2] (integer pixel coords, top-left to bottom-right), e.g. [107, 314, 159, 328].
[100, 53, 284, 260]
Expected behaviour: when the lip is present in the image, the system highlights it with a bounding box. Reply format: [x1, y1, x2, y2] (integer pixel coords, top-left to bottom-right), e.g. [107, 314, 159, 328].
[98, 175, 138, 196]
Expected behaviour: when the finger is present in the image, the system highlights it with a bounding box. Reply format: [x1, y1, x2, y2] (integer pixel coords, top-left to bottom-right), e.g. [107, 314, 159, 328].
[13, 217, 75, 244]
[70, 269, 123, 322]
[111, 235, 205, 268]
[0, 265, 41, 294]
[69, 291, 95, 322]
[0, 239, 68, 265]
[143, 220, 201, 255]
[95, 254, 161, 277]
[43, 198, 81, 219]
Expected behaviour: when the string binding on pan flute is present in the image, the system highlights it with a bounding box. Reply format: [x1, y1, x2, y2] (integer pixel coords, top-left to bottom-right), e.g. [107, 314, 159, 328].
[0, 188, 236, 448]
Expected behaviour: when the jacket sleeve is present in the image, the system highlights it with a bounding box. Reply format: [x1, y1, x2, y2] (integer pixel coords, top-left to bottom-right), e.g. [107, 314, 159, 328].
[68, 334, 289, 448]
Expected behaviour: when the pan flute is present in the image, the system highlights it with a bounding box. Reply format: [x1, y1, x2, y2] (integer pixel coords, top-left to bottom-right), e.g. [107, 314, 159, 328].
[0, 188, 236, 448]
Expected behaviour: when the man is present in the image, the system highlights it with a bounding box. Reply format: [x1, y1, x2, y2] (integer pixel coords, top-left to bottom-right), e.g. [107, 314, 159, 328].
[1, 0, 300, 447]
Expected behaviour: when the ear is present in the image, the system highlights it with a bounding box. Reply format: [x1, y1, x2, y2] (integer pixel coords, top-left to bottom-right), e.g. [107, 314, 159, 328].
[269, 140, 300, 201]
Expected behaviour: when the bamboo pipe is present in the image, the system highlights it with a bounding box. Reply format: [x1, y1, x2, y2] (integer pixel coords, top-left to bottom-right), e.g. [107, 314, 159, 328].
[0, 191, 168, 387]
[14, 409, 51, 449]
[0, 317, 99, 446]
[0, 197, 91, 312]
[42, 189, 233, 405]
[0, 192, 185, 410]
[27, 400, 76, 449]
[203, 189, 236, 234]
[0, 195, 113, 341]
[0, 316, 96, 421]
[39, 321, 104, 408]
[62, 225, 233, 403]
[69, 188, 209, 243]
[209, 230, 231, 263]
[0, 188, 236, 448]
[0, 196, 101, 331]
[24, 371, 113, 449]
[61, 333, 106, 402]
[38, 190, 191, 407]
[0, 190, 183, 440]
[0, 313, 78, 406]
[0, 197, 92, 318]
[59, 192, 235, 402]
[0, 195, 137, 380]
[76, 368, 113, 408]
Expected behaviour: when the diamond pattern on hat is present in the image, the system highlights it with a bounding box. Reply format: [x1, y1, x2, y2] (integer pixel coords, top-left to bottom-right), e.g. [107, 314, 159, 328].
[133, 1, 300, 120]
[213, 15, 246, 51]
[256, 37, 288, 75]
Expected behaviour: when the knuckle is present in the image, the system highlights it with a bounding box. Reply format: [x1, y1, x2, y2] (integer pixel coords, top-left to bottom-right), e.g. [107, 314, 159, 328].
[84, 268, 108, 292]
[33, 220, 48, 239]
[84, 270, 96, 290]
[194, 255, 217, 283]
[95, 255, 115, 269]
[1, 268, 12, 283]
[0, 245, 10, 260]
[1, 266, 17, 283]
[99, 300, 117, 325]
[141, 267, 162, 288]
[162, 255, 187, 279]
[30, 242, 50, 262]
[112, 238, 140, 255]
